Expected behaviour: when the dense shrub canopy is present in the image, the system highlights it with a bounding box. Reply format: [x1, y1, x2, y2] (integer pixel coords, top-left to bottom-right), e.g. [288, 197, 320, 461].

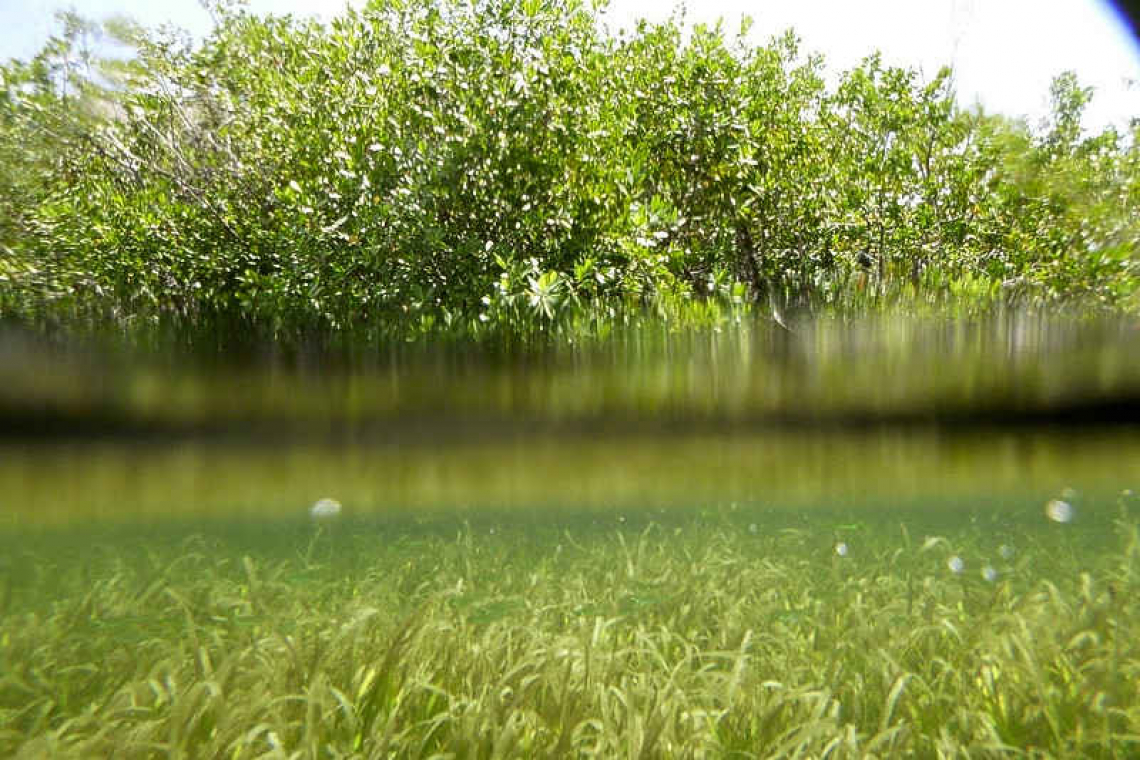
[1, 0, 1138, 344]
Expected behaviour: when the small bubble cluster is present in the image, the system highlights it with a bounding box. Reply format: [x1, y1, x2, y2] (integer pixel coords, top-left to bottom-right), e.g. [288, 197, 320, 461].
[310, 497, 342, 519]
[1045, 499, 1074, 523]
[947, 555, 964, 574]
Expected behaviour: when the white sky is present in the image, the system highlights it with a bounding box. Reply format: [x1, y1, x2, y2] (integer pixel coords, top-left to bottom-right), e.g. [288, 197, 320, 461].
[2, 0, 1138, 133]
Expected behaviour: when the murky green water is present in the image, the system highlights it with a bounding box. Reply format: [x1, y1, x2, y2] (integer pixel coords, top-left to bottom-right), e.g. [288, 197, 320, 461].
[0, 427, 1135, 529]
[2, 312, 1138, 527]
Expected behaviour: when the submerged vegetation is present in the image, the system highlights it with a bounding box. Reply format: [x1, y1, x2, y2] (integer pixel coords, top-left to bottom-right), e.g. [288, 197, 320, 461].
[4, 312, 1139, 442]
[2, 498, 1140, 756]
[1, 0, 1138, 345]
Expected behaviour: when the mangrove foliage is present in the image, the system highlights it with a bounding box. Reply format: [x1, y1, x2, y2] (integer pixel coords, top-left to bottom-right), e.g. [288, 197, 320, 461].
[1, 0, 1138, 345]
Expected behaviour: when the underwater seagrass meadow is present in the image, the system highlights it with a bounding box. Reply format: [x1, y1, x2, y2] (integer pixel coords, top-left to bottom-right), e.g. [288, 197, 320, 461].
[1, 448, 1140, 758]
[0, 491, 1137, 758]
